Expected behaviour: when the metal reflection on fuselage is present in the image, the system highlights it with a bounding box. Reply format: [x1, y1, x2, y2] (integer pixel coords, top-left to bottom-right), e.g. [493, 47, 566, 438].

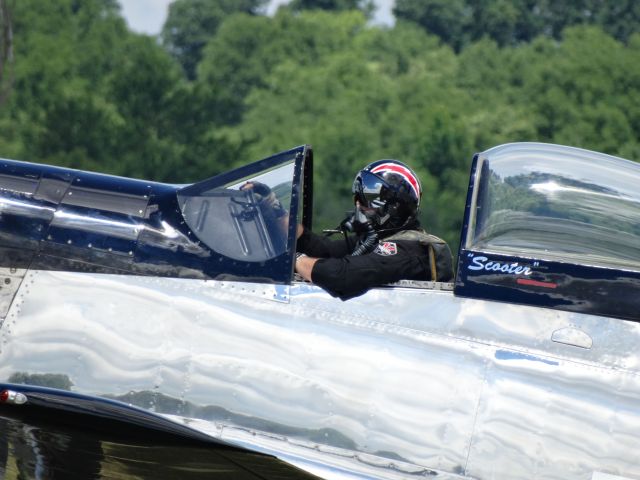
[1, 270, 639, 479]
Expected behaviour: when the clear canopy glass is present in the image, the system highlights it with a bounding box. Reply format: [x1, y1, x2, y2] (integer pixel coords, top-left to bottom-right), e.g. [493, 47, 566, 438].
[466, 143, 640, 271]
[178, 161, 295, 262]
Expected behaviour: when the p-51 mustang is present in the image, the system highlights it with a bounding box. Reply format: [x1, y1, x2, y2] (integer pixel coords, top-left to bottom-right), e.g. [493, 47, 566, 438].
[0, 143, 639, 480]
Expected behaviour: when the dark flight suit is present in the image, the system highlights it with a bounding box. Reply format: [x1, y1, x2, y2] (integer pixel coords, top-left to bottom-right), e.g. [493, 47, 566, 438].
[296, 226, 454, 300]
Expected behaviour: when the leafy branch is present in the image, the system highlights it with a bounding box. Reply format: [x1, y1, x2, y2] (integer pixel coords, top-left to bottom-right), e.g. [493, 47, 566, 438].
[0, 0, 14, 106]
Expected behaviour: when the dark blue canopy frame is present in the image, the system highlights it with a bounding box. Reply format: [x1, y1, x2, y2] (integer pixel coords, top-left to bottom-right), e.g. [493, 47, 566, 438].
[0, 146, 313, 284]
[454, 145, 640, 322]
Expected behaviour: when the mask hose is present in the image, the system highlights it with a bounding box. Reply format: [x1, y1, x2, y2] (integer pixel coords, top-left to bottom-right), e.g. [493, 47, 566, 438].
[351, 221, 378, 256]
[326, 207, 380, 256]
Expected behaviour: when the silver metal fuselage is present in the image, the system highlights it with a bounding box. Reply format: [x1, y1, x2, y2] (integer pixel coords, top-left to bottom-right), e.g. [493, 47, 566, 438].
[1, 268, 638, 480]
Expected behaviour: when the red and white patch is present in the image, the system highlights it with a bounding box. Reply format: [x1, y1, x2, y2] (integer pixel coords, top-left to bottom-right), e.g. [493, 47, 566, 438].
[375, 242, 397, 256]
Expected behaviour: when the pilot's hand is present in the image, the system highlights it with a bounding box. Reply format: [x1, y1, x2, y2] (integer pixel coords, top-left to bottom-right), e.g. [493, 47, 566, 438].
[242, 181, 276, 206]
[295, 253, 318, 282]
[242, 181, 286, 218]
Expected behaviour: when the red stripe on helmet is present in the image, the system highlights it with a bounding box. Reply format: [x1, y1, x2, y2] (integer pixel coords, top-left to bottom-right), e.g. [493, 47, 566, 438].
[371, 163, 421, 198]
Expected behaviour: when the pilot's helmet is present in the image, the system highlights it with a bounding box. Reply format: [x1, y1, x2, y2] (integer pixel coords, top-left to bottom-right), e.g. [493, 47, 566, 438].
[352, 159, 422, 231]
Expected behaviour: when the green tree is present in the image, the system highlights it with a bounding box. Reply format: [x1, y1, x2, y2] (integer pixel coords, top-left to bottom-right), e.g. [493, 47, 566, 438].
[220, 15, 471, 244]
[393, 0, 468, 50]
[454, 25, 640, 161]
[520, 27, 640, 157]
[1, 0, 235, 183]
[455, 38, 538, 149]
[288, 0, 375, 18]
[394, 0, 640, 50]
[7, 0, 127, 168]
[523, 0, 640, 44]
[0, 0, 13, 105]
[197, 9, 367, 125]
[593, 0, 640, 44]
[161, 0, 267, 80]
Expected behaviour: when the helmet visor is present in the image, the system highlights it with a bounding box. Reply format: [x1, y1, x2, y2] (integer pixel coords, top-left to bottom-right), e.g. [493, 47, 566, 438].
[352, 171, 388, 207]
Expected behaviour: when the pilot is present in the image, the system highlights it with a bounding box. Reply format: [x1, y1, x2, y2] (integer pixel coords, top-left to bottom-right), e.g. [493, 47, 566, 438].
[295, 159, 454, 299]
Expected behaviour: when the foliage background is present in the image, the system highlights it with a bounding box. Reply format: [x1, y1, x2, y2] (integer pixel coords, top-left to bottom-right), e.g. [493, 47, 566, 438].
[0, 0, 638, 248]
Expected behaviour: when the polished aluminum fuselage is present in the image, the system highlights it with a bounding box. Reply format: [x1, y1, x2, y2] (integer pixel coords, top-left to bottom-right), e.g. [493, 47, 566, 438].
[1, 268, 638, 480]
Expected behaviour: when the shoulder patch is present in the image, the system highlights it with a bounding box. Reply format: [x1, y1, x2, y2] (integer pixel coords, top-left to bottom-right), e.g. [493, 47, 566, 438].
[375, 241, 397, 256]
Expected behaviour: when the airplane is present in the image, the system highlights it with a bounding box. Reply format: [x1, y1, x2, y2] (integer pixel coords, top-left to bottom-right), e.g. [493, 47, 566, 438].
[0, 142, 639, 480]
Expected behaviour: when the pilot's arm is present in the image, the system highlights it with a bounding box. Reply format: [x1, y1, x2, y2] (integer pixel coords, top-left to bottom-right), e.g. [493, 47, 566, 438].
[295, 255, 318, 281]
[294, 224, 352, 282]
[294, 224, 317, 281]
[295, 226, 428, 299]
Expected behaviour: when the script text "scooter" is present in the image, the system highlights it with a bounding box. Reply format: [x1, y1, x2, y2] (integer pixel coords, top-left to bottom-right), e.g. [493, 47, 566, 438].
[468, 256, 532, 275]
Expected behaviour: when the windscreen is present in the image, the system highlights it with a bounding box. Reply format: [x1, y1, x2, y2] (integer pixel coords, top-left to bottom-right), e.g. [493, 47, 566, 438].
[467, 143, 640, 271]
[178, 162, 295, 263]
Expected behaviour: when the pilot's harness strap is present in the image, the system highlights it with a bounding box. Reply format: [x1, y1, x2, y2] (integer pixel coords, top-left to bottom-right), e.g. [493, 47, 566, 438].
[428, 244, 438, 281]
[385, 230, 454, 282]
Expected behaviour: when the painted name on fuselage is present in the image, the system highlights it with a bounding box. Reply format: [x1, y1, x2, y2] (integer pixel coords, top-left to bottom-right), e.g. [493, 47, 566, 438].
[467, 256, 532, 275]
